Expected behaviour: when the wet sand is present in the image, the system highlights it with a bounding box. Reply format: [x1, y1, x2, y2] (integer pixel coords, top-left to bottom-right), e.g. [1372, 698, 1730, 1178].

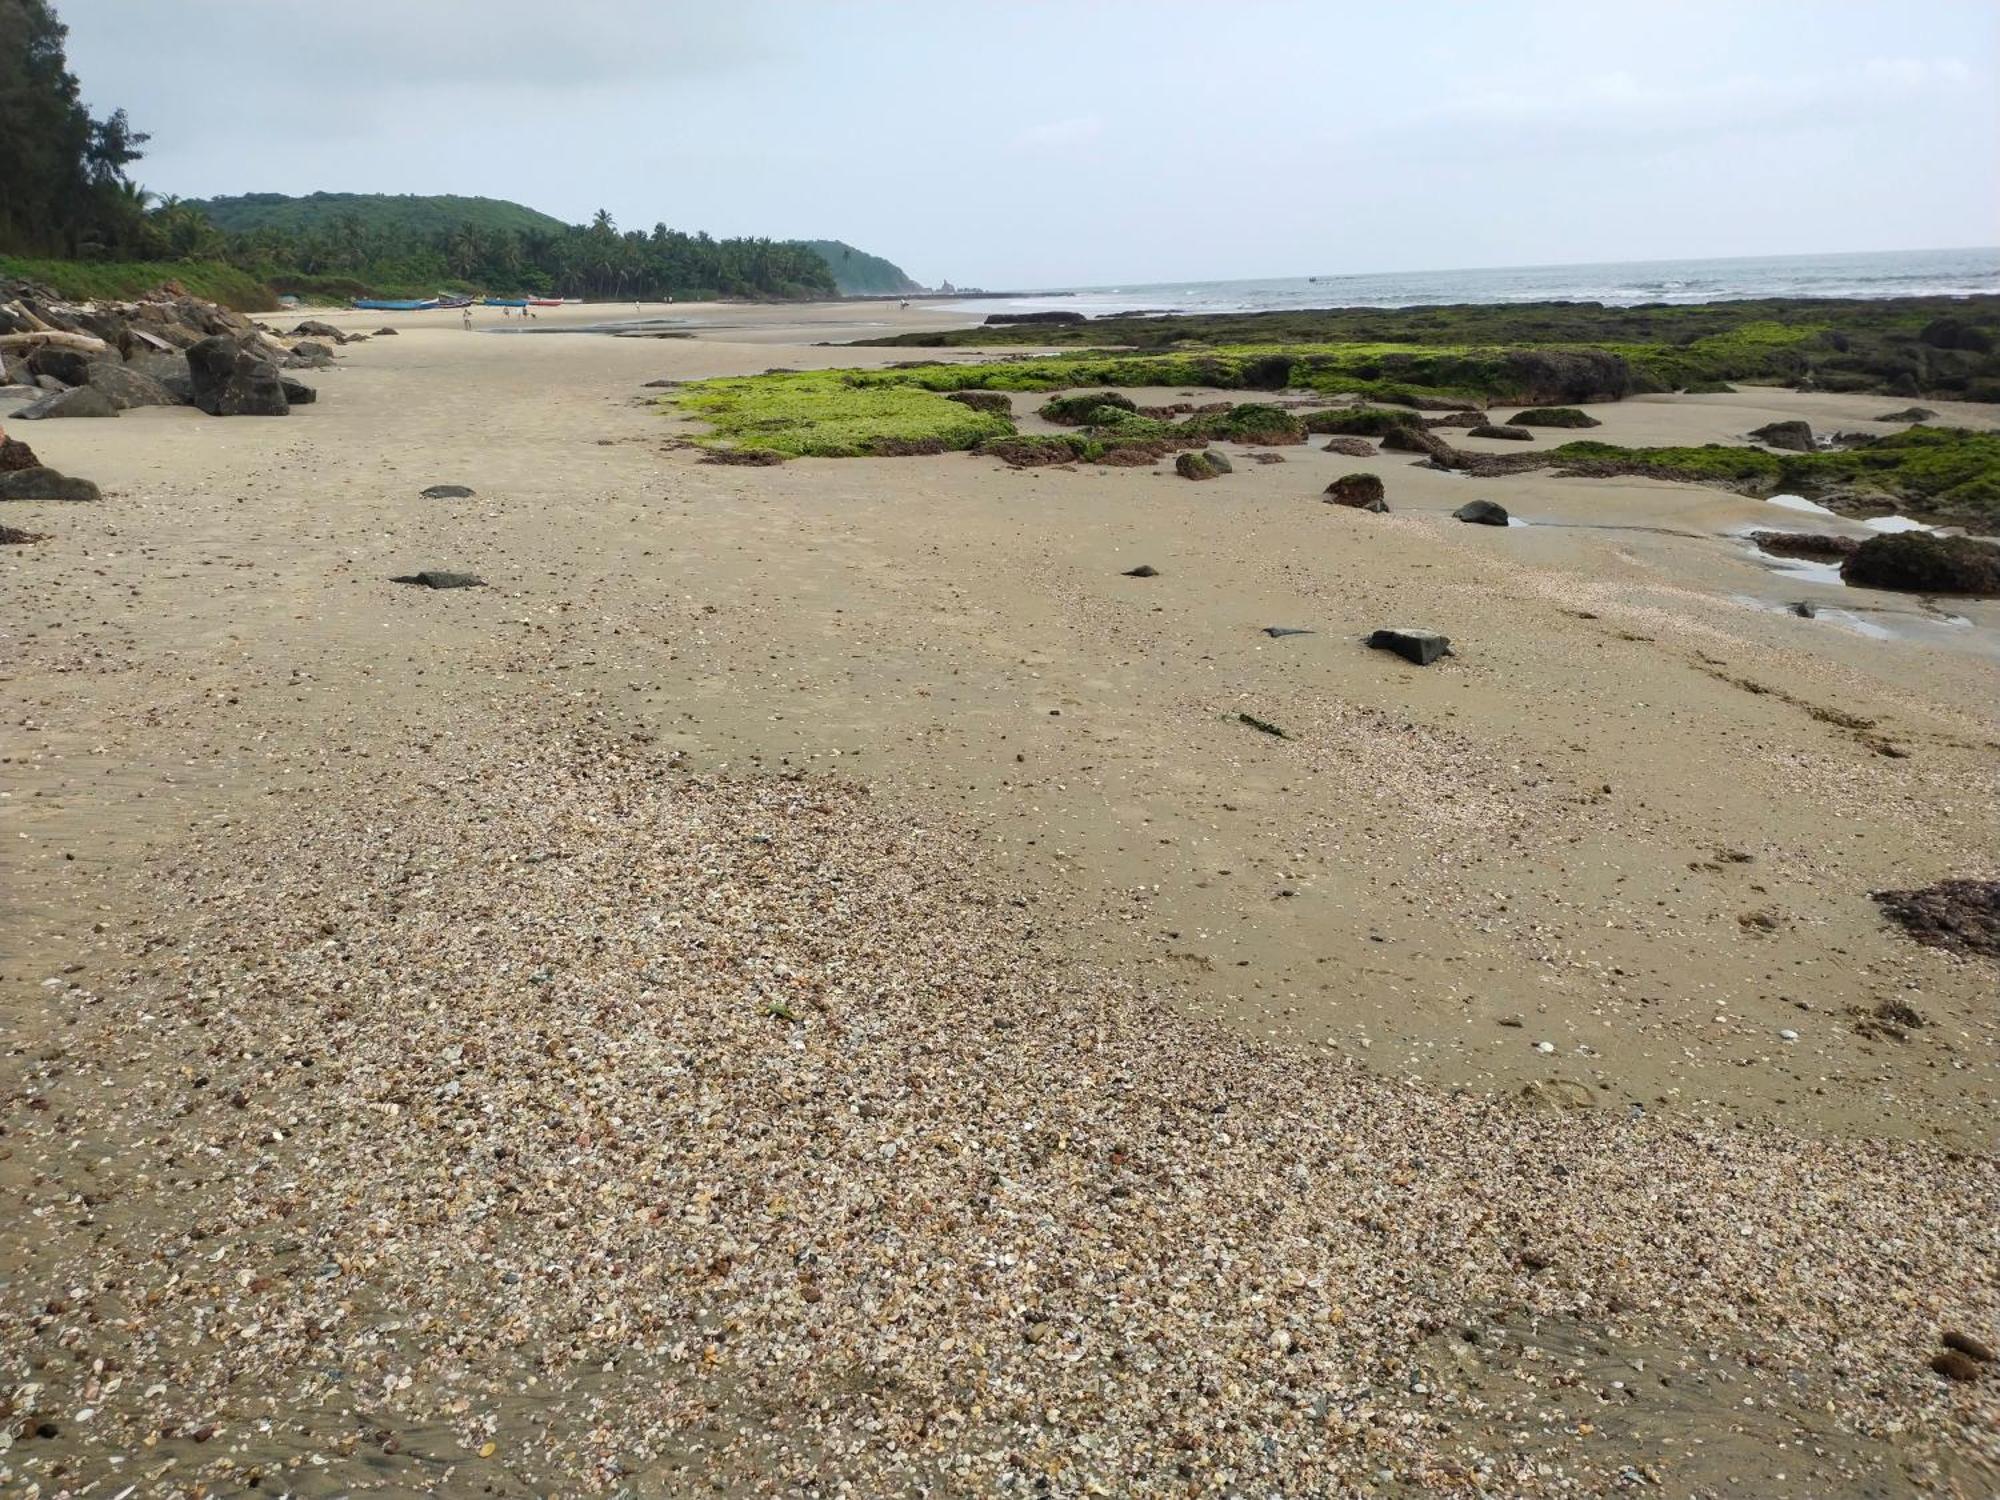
[2, 298, 1996, 1494]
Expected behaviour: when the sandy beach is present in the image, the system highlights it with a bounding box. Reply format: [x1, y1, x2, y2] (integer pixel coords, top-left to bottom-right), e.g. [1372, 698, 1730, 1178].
[3, 298, 1997, 1496]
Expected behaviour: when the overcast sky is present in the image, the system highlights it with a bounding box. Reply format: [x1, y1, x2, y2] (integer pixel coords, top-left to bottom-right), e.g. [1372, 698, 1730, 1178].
[57, 0, 2000, 289]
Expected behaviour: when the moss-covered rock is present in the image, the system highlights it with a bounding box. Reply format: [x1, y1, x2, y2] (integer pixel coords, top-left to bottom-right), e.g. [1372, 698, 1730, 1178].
[1508, 407, 1601, 429]
[1749, 420, 1815, 452]
[1303, 406, 1421, 436]
[1188, 403, 1307, 444]
[1324, 473, 1386, 509]
[1468, 424, 1533, 440]
[1039, 390, 1139, 425]
[1175, 450, 1227, 481]
[1841, 532, 2000, 595]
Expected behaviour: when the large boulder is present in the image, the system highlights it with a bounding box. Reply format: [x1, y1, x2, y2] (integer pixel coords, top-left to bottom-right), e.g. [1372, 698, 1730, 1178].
[286, 341, 335, 369]
[187, 335, 290, 416]
[13, 384, 118, 420]
[290, 319, 346, 341]
[1749, 420, 1815, 452]
[1468, 423, 1533, 440]
[1840, 533, 2000, 595]
[0, 433, 38, 470]
[25, 346, 93, 387]
[280, 377, 317, 405]
[1453, 499, 1511, 526]
[0, 466, 100, 501]
[85, 361, 177, 409]
[1175, 450, 1227, 480]
[1379, 425, 1458, 463]
[1321, 436, 1375, 457]
[1324, 473, 1386, 510]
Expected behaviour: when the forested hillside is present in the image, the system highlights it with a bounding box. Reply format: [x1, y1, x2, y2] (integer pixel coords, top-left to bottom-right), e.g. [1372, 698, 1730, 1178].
[189, 192, 568, 240]
[791, 239, 921, 295]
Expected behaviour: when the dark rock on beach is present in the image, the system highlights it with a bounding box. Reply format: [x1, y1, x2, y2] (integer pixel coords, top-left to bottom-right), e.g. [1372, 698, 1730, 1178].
[85, 361, 177, 409]
[1875, 406, 1936, 423]
[1507, 407, 1600, 429]
[1749, 420, 1815, 452]
[1368, 628, 1453, 666]
[1321, 436, 1375, 458]
[187, 336, 290, 416]
[392, 571, 486, 589]
[1748, 531, 1858, 561]
[290, 319, 346, 341]
[1175, 450, 1227, 480]
[1468, 423, 1533, 440]
[0, 466, 101, 501]
[1324, 473, 1386, 510]
[1453, 499, 1510, 526]
[374, 326, 400, 336]
[13, 384, 118, 420]
[1123, 564, 1159, 577]
[1841, 533, 2000, 595]
[279, 377, 317, 405]
[0, 433, 39, 470]
[421, 484, 476, 499]
[26, 346, 92, 386]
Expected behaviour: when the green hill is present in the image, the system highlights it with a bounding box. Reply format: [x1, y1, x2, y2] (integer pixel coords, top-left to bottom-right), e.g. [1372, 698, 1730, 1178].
[793, 239, 921, 296]
[188, 192, 569, 238]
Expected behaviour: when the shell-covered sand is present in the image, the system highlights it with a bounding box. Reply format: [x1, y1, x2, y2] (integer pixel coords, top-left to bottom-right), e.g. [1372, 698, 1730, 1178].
[3, 299, 1998, 1495]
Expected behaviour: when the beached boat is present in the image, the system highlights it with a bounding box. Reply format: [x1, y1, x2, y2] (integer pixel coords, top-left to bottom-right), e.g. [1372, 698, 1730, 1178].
[434, 294, 475, 309]
[526, 297, 564, 307]
[351, 297, 439, 311]
[481, 297, 529, 308]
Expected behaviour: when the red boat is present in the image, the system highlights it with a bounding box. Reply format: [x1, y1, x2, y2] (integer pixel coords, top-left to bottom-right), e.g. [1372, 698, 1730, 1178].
[526, 297, 563, 307]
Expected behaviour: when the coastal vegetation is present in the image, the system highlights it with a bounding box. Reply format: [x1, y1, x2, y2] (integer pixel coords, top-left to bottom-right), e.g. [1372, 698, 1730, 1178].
[0, 253, 275, 309]
[859, 298, 2000, 402]
[671, 370, 1014, 457]
[0, 5, 897, 305]
[791, 239, 921, 296]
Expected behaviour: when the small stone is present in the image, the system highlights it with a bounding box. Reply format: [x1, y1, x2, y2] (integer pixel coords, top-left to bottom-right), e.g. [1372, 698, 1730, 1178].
[1535, 1041, 1556, 1054]
[1779, 1028, 1799, 1042]
[1931, 1350, 1984, 1382]
[1122, 564, 1159, 578]
[1943, 1330, 1996, 1363]
[392, 571, 486, 589]
[421, 484, 476, 499]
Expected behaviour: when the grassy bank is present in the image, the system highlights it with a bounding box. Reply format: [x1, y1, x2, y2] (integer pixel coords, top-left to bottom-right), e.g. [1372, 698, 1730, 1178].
[857, 296, 2000, 403]
[0, 256, 278, 311]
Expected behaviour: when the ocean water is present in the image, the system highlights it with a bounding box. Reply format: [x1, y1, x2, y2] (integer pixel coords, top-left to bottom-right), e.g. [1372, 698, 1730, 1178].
[938, 246, 1999, 319]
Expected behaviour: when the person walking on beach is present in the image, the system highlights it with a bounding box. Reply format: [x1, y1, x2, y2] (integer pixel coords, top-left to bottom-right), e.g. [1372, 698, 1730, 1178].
[462, 306, 472, 330]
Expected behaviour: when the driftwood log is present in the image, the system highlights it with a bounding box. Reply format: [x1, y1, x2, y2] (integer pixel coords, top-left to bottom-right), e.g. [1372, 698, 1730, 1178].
[0, 330, 115, 356]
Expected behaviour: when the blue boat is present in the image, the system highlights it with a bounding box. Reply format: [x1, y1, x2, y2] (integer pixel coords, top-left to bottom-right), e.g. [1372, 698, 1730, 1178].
[351, 297, 439, 311]
[482, 297, 528, 308]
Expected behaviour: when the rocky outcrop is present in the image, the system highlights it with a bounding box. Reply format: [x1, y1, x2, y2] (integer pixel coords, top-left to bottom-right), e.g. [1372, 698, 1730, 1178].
[1749, 420, 1815, 452]
[1499, 349, 1632, 404]
[290, 319, 347, 342]
[1324, 473, 1386, 510]
[1379, 425, 1460, 465]
[1467, 423, 1532, 440]
[187, 336, 291, 416]
[983, 311, 1086, 326]
[1875, 406, 1936, 422]
[1321, 436, 1375, 457]
[25, 346, 92, 387]
[1841, 533, 2000, 595]
[0, 432, 38, 470]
